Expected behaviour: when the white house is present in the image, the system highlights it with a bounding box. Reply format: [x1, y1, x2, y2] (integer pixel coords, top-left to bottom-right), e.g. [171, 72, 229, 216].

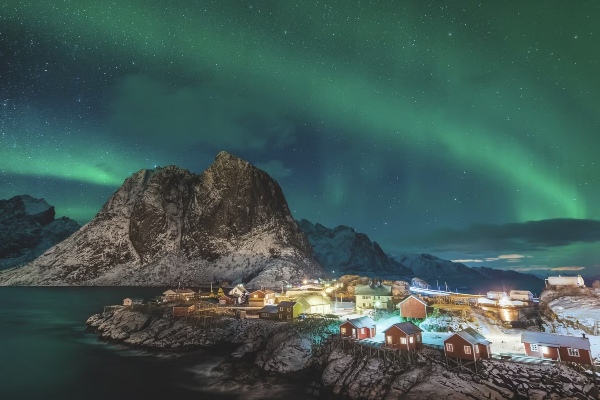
[546, 276, 585, 287]
[296, 294, 332, 314]
[509, 290, 533, 302]
[228, 284, 249, 298]
[486, 291, 507, 300]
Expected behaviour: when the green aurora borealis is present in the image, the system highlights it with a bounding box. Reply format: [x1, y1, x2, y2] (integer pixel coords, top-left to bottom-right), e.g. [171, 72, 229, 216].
[1, 1, 599, 275]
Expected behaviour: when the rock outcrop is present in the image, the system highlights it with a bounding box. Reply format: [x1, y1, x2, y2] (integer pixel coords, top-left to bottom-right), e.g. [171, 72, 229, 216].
[0, 195, 80, 270]
[0, 152, 323, 287]
[87, 309, 599, 399]
[297, 219, 411, 278]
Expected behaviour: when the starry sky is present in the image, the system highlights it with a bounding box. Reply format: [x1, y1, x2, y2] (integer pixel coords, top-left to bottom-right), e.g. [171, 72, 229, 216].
[2, 1, 599, 277]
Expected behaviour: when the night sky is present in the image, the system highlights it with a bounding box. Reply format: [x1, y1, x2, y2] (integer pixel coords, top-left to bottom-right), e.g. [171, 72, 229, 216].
[2, 1, 599, 276]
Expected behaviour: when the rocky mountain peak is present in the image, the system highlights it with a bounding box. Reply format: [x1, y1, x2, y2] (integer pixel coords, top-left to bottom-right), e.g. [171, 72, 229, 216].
[0, 152, 321, 287]
[0, 195, 80, 270]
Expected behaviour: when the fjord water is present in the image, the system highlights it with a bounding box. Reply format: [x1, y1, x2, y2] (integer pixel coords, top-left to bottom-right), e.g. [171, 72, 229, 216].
[0, 287, 303, 400]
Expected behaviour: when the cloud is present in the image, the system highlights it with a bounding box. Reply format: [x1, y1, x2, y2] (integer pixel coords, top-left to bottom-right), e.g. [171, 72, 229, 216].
[408, 218, 600, 253]
[108, 75, 295, 151]
[254, 159, 292, 180]
[451, 259, 484, 263]
[509, 266, 586, 272]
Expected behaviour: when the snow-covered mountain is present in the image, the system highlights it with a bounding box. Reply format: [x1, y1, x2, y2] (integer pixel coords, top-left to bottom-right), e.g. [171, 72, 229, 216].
[297, 219, 412, 278]
[395, 253, 544, 294]
[0, 152, 323, 287]
[0, 195, 80, 270]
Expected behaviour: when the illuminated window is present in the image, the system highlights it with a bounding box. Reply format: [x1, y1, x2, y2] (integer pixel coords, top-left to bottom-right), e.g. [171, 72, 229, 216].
[530, 343, 538, 351]
[387, 336, 392, 344]
[464, 346, 472, 354]
[341, 327, 346, 334]
[475, 346, 479, 353]
[567, 348, 580, 357]
[400, 338, 407, 344]
[409, 336, 414, 343]
[445, 343, 453, 352]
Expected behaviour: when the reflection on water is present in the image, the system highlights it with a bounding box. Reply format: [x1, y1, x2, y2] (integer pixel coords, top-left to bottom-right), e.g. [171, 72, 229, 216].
[481, 306, 520, 322]
[0, 287, 310, 400]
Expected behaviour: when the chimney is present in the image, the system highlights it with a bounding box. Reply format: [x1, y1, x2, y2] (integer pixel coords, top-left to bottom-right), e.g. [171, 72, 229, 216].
[582, 333, 587, 339]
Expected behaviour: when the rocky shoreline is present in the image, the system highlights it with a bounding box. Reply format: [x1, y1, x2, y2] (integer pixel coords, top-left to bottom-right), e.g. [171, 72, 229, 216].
[87, 308, 599, 399]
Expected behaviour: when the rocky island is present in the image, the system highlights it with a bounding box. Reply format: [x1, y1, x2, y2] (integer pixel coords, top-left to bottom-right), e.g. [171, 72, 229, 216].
[87, 306, 599, 399]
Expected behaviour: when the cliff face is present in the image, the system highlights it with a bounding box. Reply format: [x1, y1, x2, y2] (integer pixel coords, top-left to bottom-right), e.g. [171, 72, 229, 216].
[0, 152, 322, 287]
[0, 195, 80, 270]
[297, 219, 411, 278]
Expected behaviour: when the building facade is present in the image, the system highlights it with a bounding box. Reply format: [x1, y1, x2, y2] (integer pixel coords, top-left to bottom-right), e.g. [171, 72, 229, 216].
[384, 322, 423, 350]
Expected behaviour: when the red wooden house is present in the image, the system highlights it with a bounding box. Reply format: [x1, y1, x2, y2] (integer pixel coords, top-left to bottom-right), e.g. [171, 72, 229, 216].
[384, 322, 423, 350]
[397, 295, 428, 319]
[521, 331, 593, 365]
[444, 328, 491, 361]
[339, 316, 376, 340]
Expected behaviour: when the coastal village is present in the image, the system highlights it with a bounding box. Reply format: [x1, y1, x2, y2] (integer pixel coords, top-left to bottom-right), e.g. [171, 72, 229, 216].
[117, 274, 600, 382]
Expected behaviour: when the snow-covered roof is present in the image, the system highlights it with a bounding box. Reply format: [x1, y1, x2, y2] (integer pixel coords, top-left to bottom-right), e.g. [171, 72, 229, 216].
[398, 295, 428, 307]
[343, 316, 376, 329]
[259, 305, 278, 313]
[297, 295, 331, 306]
[477, 298, 497, 305]
[355, 284, 392, 296]
[449, 329, 491, 346]
[521, 331, 590, 350]
[509, 290, 532, 295]
[386, 322, 422, 335]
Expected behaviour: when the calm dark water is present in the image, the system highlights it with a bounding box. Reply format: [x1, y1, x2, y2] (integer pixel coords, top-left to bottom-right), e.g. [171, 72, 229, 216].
[0, 287, 306, 400]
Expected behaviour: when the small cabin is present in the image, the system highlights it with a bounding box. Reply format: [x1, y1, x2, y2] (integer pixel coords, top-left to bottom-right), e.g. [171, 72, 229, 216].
[172, 303, 195, 317]
[509, 290, 533, 302]
[339, 316, 376, 340]
[384, 322, 423, 350]
[521, 331, 593, 365]
[397, 295, 428, 319]
[486, 291, 507, 300]
[258, 305, 278, 320]
[546, 275, 585, 288]
[248, 289, 276, 307]
[123, 298, 143, 307]
[444, 328, 491, 361]
[277, 301, 303, 321]
[296, 295, 332, 315]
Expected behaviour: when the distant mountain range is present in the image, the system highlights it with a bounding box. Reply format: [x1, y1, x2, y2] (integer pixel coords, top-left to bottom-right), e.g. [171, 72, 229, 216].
[0, 153, 545, 293]
[297, 222, 544, 294]
[0, 195, 80, 270]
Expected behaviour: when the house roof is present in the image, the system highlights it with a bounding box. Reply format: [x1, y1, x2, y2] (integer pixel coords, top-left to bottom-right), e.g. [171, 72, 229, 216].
[259, 305, 278, 314]
[278, 301, 297, 307]
[521, 331, 591, 350]
[297, 295, 332, 306]
[175, 289, 195, 294]
[354, 284, 392, 296]
[343, 316, 376, 329]
[385, 322, 423, 335]
[398, 295, 428, 307]
[448, 329, 491, 346]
